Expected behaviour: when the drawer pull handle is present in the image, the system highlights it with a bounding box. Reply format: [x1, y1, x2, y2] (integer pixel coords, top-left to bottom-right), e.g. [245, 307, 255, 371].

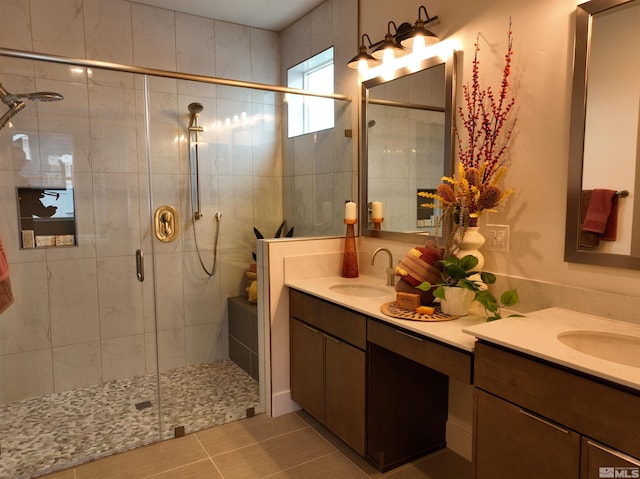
[586, 440, 640, 466]
[395, 329, 424, 342]
[519, 409, 570, 434]
[302, 323, 320, 334]
[326, 335, 341, 344]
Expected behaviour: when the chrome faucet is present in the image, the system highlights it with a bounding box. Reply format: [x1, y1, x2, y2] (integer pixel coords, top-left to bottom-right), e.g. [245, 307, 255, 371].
[371, 247, 395, 286]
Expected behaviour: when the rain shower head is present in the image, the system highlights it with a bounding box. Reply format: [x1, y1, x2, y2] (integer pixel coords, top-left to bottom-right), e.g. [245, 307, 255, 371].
[0, 81, 64, 130]
[188, 102, 204, 132]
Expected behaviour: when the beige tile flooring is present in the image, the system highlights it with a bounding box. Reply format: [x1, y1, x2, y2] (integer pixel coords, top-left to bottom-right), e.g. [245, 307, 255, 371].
[40, 411, 471, 479]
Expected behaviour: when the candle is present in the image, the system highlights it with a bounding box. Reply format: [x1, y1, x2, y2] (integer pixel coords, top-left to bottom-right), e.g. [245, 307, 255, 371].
[344, 201, 357, 221]
[371, 201, 382, 219]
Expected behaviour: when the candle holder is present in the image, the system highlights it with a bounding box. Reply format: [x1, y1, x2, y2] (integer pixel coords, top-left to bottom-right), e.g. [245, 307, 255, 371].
[341, 219, 359, 278]
[371, 217, 384, 231]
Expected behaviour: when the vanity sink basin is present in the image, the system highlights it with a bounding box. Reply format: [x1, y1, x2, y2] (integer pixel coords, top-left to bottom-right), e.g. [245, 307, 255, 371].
[557, 330, 640, 368]
[329, 283, 391, 298]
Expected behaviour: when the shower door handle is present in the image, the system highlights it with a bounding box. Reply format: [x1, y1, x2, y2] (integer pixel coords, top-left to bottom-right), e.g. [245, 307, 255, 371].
[136, 249, 144, 282]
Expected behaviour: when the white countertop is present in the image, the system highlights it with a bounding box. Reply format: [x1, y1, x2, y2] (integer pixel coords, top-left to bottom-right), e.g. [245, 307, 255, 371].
[285, 275, 487, 352]
[463, 307, 640, 391]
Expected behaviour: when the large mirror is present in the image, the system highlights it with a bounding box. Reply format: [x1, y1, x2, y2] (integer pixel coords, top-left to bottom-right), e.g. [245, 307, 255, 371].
[359, 53, 456, 243]
[565, 0, 640, 269]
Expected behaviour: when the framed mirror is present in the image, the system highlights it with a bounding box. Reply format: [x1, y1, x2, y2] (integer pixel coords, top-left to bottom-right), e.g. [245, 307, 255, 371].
[565, 0, 640, 269]
[359, 53, 457, 243]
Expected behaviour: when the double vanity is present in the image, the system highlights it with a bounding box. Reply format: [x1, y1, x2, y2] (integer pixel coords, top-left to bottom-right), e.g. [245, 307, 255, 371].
[285, 275, 640, 477]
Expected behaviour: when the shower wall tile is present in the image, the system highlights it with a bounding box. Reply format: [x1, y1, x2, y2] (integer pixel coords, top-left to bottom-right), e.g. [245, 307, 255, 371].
[44, 171, 98, 262]
[52, 340, 101, 392]
[131, 3, 177, 71]
[312, 130, 334, 174]
[156, 328, 186, 372]
[0, 0, 33, 52]
[0, 261, 51, 355]
[214, 21, 251, 83]
[93, 172, 142, 257]
[253, 176, 283, 232]
[0, 349, 53, 402]
[250, 29, 280, 86]
[186, 322, 223, 365]
[83, 0, 134, 64]
[283, 15, 311, 67]
[101, 334, 146, 383]
[30, 0, 86, 58]
[153, 252, 185, 332]
[146, 90, 180, 175]
[35, 78, 92, 174]
[176, 13, 216, 78]
[88, 84, 139, 173]
[97, 256, 144, 340]
[48, 258, 100, 348]
[310, 1, 333, 56]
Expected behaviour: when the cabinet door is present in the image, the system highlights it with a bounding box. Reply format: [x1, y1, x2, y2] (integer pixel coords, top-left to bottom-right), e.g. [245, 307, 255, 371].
[474, 389, 581, 479]
[290, 318, 324, 421]
[581, 438, 640, 479]
[324, 334, 366, 456]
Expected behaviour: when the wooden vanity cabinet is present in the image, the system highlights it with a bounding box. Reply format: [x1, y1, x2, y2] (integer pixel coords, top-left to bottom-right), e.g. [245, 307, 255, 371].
[473, 341, 640, 479]
[289, 289, 366, 455]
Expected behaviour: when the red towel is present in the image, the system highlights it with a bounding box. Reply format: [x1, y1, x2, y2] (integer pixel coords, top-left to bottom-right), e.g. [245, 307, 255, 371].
[581, 189, 617, 238]
[0, 235, 14, 314]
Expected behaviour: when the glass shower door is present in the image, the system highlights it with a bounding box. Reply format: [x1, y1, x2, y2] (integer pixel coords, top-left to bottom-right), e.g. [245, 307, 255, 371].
[0, 59, 162, 478]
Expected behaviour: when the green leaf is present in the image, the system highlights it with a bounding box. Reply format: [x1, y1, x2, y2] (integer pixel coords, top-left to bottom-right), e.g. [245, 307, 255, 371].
[253, 227, 264, 239]
[480, 272, 496, 285]
[475, 290, 498, 312]
[458, 255, 479, 272]
[447, 264, 467, 280]
[433, 285, 446, 300]
[416, 282, 432, 292]
[458, 279, 479, 291]
[501, 289, 519, 307]
[274, 221, 285, 238]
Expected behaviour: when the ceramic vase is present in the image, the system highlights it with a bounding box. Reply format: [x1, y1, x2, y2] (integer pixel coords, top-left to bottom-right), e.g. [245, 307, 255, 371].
[455, 226, 485, 271]
[439, 286, 475, 316]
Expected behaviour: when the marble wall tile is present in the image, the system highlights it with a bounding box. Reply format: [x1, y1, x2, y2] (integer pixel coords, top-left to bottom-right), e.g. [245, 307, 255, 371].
[153, 252, 185, 332]
[97, 256, 144, 340]
[0, 261, 51, 355]
[310, 1, 333, 56]
[156, 328, 186, 372]
[101, 334, 146, 382]
[88, 83, 139, 173]
[48, 257, 100, 347]
[214, 20, 251, 82]
[0, 349, 53, 402]
[52, 340, 101, 392]
[131, 3, 176, 71]
[183, 252, 221, 328]
[30, 0, 85, 58]
[185, 322, 224, 365]
[253, 176, 284, 234]
[0, 0, 32, 51]
[250, 29, 280, 86]
[93, 172, 142, 258]
[83, 0, 134, 64]
[146, 90, 180, 175]
[176, 13, 216, 77]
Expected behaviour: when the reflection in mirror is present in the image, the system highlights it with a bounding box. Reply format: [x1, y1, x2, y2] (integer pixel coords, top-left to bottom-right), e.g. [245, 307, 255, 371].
[565, 0, 640, 269]
[360, 53, 456, 243]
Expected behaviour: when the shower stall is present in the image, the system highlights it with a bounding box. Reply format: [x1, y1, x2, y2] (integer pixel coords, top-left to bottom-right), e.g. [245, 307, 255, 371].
[0, 46, 351, 478]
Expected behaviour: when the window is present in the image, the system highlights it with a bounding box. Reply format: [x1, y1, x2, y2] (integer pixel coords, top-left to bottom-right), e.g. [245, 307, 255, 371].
[287, 47, 334, 137]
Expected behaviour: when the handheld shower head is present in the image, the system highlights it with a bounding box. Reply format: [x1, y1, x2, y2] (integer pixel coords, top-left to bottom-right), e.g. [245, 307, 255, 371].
[0, 81, 64, 130]
[188, 103, 204, 132]
[17, 92, 64, 102]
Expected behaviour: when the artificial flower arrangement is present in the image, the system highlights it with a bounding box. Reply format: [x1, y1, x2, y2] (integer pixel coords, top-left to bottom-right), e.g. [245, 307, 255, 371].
[419, 21, 517, 255]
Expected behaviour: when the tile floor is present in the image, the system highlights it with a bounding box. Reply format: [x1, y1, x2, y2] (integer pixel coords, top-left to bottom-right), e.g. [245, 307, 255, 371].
[39, 411, 471, 479]
[1, 361, 260, 479]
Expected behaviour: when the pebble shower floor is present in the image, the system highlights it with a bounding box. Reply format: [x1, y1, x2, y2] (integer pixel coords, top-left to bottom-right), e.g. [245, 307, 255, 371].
[0, 360, 260, 479]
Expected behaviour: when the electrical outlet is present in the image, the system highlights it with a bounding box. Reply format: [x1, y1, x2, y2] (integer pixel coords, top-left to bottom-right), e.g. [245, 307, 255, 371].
[486, 224, 510, 252]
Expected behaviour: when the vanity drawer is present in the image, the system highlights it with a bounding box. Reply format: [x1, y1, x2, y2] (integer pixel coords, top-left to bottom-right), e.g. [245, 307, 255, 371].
[289, 289, 366, 349]
[474, 341, 640, 459]
[367, 319, 473, 383]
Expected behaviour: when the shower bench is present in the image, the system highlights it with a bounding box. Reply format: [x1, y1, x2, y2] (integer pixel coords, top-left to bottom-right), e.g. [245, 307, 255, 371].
[228, 296, 258, 381]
